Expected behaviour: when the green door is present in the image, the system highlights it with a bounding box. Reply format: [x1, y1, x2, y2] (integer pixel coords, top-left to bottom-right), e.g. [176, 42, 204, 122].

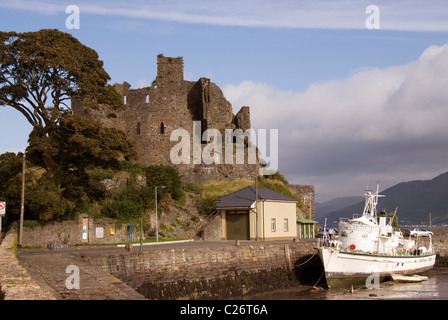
[226, 210, 249, 240]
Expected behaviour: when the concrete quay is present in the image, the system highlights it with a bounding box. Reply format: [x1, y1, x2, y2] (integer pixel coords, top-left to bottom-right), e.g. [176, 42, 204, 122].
[2, 229, 448, 300]
[0, 232, 57, 300]
[1, 231, 145, 300]
[2, 229, 317, 300]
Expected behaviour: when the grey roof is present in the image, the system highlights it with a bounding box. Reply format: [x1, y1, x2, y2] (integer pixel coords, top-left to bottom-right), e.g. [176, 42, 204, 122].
[215, 186, 298, 209]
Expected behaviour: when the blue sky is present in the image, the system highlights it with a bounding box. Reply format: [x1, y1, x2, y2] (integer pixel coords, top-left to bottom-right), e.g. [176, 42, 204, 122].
[1, 0, 448, 201]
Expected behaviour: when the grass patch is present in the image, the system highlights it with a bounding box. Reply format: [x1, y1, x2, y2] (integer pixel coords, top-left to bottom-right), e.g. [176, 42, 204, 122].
[197, 177, 304, 215]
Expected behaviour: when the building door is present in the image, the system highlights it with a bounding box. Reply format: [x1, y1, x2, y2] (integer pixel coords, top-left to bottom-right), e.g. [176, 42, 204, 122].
[82, 217, 89, 241]
[226, 210, 249, 240]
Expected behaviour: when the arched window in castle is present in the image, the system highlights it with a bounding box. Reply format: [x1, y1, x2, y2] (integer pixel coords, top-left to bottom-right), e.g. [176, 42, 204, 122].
[160, 122, 165, 134]
[145, 94, 149, 103]
[123, 95, 127, 105]
[136, 122, 141, 135]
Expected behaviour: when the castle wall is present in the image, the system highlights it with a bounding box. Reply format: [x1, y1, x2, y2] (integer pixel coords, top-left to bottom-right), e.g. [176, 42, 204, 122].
[72, 55, 257, 181]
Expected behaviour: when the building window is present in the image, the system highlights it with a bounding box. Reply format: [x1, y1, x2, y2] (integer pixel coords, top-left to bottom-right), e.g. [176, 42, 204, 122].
[136, 122, 141, 135]
[123, 95, 127, 105]
[271, 218, 276, 232]
[283, 218, 289, 232]
[146, 94, 149, 103]
[160, 122, 165, 134]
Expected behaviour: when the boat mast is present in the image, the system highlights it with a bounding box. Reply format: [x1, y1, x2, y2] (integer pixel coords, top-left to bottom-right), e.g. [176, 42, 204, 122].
[362, 182, 384, 222]
[429, 212, 432, 229]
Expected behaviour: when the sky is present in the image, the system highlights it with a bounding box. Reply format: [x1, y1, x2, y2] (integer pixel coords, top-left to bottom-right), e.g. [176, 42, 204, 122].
[0, 0, 447, 202]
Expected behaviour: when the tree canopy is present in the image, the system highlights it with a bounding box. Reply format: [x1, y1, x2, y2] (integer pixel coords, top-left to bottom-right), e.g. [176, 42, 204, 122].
[0, 29, 123, 179]
[0, 29, 186, 223]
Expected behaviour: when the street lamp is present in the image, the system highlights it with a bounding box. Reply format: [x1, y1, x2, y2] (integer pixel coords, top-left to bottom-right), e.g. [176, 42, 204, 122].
[155, 186, 166, 242]
[18, 153, 26, 247]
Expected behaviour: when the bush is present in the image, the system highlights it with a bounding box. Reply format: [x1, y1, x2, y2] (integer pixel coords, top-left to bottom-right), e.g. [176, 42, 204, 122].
[102, 197, 143, 221]
[198, 197, 216, 215]
[102, 185, 152, 220]
[143, 164, 184, 202]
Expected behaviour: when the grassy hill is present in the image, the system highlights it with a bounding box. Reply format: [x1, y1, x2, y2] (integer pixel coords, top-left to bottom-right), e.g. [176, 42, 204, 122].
[195, 177, 304, 215]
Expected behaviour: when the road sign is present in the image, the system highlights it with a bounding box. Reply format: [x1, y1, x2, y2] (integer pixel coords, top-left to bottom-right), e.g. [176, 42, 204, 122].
[0, 202, 5, 216]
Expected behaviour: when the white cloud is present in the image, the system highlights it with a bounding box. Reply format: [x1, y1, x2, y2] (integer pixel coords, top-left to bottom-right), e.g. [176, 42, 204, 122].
[1, 0, 447, 31]
[135, 79, 150, 89]
[223, 43, 448, 200]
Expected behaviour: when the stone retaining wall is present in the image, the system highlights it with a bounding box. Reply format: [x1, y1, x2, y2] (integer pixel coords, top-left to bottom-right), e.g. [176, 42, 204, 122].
[431, 229, 448, 267]
[19, 215, 132, 248]
[84, 242, 318, 299]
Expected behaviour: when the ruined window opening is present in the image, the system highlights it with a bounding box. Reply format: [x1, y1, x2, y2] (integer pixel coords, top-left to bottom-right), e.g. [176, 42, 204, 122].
[123, 95, 127, 105]
[160, 122, 165, 134]
[203, 87, 210, 103]
[145, 94, 149, 103]
[137, 122, 141, 135]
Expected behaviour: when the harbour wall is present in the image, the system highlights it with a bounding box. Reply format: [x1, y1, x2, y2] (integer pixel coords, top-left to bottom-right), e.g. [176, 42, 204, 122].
[83, 241, 321, 300]
[432, 229, 448, 267]
[83, 230, 448, 300]
[3, 228, 448, 300]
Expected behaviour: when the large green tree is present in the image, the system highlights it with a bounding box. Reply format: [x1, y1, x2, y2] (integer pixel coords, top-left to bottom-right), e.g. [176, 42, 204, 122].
[39, 114, 136, 205]
[0, 114, 137, 221]
[0, 152, 25, 217]
[28, 114, 136, 220]
[0, 29, 123, 180]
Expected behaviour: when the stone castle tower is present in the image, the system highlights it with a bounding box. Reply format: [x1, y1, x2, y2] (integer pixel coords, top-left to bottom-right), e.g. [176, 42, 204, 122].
[72, 55, 258, 181]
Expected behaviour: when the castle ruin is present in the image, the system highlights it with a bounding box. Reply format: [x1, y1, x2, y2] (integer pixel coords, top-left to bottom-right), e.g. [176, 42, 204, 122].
[72, 54, 259, 181]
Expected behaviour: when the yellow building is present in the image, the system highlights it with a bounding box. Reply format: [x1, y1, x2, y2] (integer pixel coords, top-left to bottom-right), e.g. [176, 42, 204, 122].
[215, 186, 298, 241]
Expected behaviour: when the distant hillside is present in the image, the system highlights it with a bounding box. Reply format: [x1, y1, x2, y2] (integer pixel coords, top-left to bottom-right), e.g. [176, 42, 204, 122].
[316, 196, 363, 224]
[323, 171, 448, 227]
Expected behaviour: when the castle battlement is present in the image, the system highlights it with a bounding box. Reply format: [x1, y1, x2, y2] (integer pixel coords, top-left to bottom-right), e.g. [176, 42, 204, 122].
[156, 54, 184, 85]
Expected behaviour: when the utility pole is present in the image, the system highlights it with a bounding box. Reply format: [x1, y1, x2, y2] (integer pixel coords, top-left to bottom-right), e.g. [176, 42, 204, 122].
[255, 176, 258, 241]
[140, 216, 143, 252]
[18, 153, 26, 247]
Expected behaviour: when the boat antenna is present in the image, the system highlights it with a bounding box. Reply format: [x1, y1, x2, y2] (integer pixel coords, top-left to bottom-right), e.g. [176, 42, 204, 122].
[362, 181, 385, 220]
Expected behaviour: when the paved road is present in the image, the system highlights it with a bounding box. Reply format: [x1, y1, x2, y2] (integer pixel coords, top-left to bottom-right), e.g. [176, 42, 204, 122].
[20, 239, 301, 256]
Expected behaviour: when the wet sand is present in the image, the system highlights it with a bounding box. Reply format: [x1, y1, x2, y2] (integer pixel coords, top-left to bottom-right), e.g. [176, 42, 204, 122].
[243, 268, 448, 300]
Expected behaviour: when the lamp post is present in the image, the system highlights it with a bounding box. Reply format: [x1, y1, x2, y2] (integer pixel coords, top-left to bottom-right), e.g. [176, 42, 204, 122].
[18, 153, 26, 247]
[140, 216, 143, 252]
[155, 186, 166, 242]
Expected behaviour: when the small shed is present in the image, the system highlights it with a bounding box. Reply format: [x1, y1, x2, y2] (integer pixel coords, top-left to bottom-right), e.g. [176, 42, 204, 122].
[215, 186, 298, 241]
[296, 219, 318, 239]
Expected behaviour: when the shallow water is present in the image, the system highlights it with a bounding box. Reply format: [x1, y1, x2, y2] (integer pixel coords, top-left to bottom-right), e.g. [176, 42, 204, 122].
[243, 268, 448, 300]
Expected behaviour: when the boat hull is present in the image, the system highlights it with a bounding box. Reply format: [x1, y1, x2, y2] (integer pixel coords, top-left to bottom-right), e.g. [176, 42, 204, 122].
[317, 247, 436, 288]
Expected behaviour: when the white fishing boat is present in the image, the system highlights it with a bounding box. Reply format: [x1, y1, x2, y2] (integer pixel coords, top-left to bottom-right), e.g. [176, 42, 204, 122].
[316, 183, 436, 288]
